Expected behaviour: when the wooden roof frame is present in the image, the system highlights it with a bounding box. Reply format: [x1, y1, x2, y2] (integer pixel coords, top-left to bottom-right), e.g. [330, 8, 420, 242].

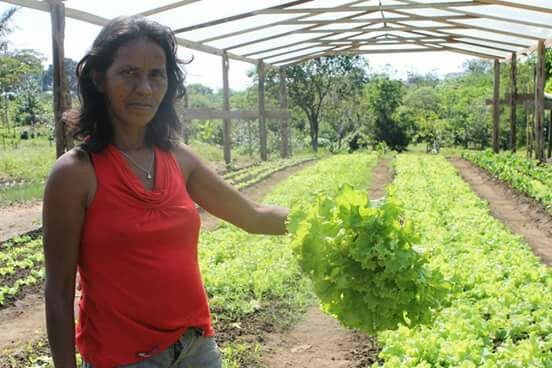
[2, 0, 552, 67]
[3, 0, 551, 163]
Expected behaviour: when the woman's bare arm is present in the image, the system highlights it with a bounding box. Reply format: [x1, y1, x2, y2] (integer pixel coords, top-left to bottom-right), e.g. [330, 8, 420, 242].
[43, 148, 94, 368]
[174, 145, 289, 235]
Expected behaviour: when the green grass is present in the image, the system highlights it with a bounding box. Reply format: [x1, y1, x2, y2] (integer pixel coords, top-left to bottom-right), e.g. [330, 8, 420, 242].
[0, 181, 44, 206]
[0, 137, 312, 206]
[0, 138, 56, 183]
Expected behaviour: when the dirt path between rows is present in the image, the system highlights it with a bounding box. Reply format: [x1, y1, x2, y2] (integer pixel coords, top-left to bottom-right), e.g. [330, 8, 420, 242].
[0, 161, 316, 356]
[0, 201, 42, 243]
[449, 157, 552, 265]
[260, 158, 393, 368]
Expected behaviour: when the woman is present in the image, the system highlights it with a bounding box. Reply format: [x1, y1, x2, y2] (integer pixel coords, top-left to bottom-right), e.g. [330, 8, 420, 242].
[43, 16, 288, 368]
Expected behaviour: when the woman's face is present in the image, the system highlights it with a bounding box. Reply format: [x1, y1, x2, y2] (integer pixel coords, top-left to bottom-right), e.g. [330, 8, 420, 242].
[99, 38, 168, 131]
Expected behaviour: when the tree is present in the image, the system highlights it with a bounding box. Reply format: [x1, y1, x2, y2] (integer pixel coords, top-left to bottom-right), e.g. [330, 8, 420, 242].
[363, 76, 411, 151]
[0, 49, 44, 139]
[42, 58, 79, 92]
[321, 73, 367, 152]
[402, 85, 451, 150]
[0, 7, 17, 53]
[406, 71, 439, 88]
[15, 75, 48, 129]
[462, 59, 492, 75]
[266, 55, 368, 151]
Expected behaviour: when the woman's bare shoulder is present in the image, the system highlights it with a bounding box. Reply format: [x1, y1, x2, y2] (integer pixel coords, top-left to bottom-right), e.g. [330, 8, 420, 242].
[170, 143, 201, 178]
[49, 147, 94, 179]
[45, 147, 96, 203]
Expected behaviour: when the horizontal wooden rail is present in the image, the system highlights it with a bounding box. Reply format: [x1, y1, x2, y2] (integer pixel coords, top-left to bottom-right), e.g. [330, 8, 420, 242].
[180, 109, 291, 120]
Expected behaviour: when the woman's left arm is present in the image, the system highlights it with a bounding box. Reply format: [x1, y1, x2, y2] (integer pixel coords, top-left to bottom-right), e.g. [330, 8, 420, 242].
[175, 145, 289, 235]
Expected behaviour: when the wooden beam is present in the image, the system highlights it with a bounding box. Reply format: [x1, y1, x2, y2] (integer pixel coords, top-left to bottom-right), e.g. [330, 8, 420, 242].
[485, 94, 552, 110]
[510, 52, 517, 152]
[279, 67, 289, 158]
[260, 43, 327, 61]
[180, 109, 291, 120]
[426, 5, 552, 31]
[136, 0, 200, 17]
[241, 19, 377, 58]
[269, 46, 340, 65]
[548, 111, 552, 159]
[280, 47, 436, 66]
[298, 25, 469, 34]
[222, 52, 231, 165]
[444, 38, 517, 54]
[280, 14, 476, 25]
[199, 12, 315, 44]
[258, 61, 268, 161]
[392, 16, 543, 42]
[223, 12, 377, 51]
[1, 0, 266, 66]
[477, 0, 552, 14]
[173, 0, 314, 33]
[257, 2, 487, 14]
[48, 0, 72, 158]
[387, 31, 514, 56]
[199, 0, 369, 44]
[437, 30, 532, 49]
[390, 4, 544, 42]
[439, 44, 506, 59]
[181, 92, 190, 144]
[493, 59, 500, 153]
[535, 40, 545, 163]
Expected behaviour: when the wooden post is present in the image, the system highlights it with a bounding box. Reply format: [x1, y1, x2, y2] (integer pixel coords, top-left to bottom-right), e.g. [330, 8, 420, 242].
[222, 52, 231, 165]
[182, 91, 189, 144]
[492, 59, 500, 154]
[279, 67, 289, 158]
[535, 40, 545, 163]
[48, 0, 72, 158]
[548, 110, 552, 159]
[258, 60, 267, 161]
[526, 105, 532, 159]
[510, 52, 517, 152]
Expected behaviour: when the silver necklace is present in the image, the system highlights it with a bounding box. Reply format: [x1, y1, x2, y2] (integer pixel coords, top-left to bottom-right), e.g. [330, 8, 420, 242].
[118, 148, 155, 180]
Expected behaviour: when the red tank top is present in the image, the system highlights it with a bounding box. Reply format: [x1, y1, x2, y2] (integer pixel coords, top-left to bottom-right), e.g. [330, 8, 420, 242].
[76, 144, 213, 368]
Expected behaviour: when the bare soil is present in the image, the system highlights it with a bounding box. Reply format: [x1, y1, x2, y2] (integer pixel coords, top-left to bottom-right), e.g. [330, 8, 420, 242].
[259, 158, 393, 368]
[0, 201, 42, 244]
[449, 157, 552, 265]
[0, 160, 317, 358]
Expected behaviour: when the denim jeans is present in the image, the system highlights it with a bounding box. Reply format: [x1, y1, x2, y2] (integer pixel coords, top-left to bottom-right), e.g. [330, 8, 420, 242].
[82, 328, 222, 367]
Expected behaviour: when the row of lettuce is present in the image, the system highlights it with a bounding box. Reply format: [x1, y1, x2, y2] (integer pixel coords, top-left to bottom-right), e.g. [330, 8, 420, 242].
[0, 153, 378, 367]
[375, 154, 551, 367]
[222, 156, 315, 190]
[462, 150, 552, 214]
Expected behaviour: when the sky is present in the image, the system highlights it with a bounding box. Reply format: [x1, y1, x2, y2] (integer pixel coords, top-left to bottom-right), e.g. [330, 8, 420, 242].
[0, 1, 472, 91]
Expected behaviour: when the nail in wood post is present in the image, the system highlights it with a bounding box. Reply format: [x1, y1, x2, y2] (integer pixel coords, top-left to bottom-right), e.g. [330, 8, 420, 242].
[258, 60, 267, 161]
[49, 0, 71, 158]
[279, 67, 289, 158]
[510, 52, 517, 152]
[222, 52, 231, 165]
[535, 40, 545, 163]
[493, 59, 500, 154]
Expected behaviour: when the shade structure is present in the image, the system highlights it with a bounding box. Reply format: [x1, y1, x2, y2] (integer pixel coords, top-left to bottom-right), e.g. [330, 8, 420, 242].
[2, 0, 552, 66]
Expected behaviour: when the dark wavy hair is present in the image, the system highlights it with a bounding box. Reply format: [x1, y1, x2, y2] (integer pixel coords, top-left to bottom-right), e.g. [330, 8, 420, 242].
[75, 16, 188, 152]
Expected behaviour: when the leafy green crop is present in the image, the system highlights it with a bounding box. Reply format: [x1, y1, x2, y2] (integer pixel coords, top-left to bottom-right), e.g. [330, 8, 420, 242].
[462, 150, 552, 214]
[374, 154, 552, 367]
[288, 185, 448, 334]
